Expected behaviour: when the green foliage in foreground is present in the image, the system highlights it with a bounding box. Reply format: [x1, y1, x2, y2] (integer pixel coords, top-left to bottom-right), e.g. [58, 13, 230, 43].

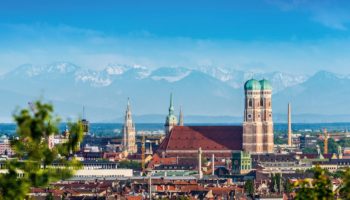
[338, 168, 350, 199]
[0, 101, 84, 200]
[294, 166, 350, 200]
[294, 166, 334, 200]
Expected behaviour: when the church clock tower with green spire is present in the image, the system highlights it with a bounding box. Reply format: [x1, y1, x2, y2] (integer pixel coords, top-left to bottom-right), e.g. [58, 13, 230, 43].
[165, 93, 178, 135]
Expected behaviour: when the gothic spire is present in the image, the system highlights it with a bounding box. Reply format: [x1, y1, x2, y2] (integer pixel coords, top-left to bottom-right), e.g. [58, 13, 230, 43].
[169, 93, 174, 115]
[127, 97, 131, 111]
[165, 93, 178, 135]
[125, 98, 133, 126]
[122, 98, 137, 154]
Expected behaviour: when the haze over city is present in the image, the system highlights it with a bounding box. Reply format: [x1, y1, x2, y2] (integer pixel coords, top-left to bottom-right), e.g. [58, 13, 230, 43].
[1, 0, 350, 122]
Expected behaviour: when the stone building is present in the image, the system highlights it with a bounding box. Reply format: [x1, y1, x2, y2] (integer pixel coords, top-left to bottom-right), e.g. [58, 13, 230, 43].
[243, 79, 274, 153]
[122, 98, 137, 154]
[232, 151, 252, 174]
[157, 79, 274, 159]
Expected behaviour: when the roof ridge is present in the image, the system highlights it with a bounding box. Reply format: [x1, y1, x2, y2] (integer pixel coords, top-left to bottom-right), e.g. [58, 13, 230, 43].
[165, 126, 176, 150]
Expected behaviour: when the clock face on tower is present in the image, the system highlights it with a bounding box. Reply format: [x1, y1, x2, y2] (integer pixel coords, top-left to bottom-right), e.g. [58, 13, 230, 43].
[234, 160, 239, 165]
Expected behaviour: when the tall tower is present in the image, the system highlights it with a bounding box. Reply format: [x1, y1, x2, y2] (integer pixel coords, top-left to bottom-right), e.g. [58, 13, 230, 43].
[122, 98, 137, 154]
[165, 93, 178, 135]
[243, 79, 263, 153]
[141, 132, 146, 172]
[243, 79, 274, 154]
[260, 79, 274, 153]
[288, 103, 292, 146]
[324, 128, 328, 154]
[179, 106, 184, 126]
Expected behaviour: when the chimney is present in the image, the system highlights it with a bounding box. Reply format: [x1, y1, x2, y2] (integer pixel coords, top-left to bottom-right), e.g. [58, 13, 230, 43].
[211, 154, 215, 176]
[288, 103, 292, 146]
[324, 128, 328, 154]
[198, 147, 203, 179]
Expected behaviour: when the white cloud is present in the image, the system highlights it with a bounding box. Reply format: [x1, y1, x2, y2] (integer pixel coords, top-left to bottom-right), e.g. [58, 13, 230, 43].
[1, 23, 350, 75]
[267, 0, 350, 30]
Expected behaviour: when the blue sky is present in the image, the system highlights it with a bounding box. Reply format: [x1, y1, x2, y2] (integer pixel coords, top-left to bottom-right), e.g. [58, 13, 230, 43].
[1, 0, 350, 74]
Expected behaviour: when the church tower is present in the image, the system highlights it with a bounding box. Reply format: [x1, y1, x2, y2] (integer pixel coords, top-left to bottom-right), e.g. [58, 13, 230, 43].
[243, 79, 263, 153]
[122, 98, 137, 154]
[260, 79, 274, 153]
[165, 93, 178, 135]
[243, 79, 274, 154]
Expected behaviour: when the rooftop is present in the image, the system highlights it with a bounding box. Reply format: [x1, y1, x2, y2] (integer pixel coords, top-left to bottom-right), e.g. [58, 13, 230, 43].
[158, 126, 243, 157]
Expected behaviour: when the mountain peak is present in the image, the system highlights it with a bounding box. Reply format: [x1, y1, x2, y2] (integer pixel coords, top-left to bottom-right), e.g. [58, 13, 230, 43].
[104, 64, 129, 75]
[150, 67, 192, 82]
[46, 62, 80, 74]
[8, 62, 80, 77]
[310, 70, 340, 81]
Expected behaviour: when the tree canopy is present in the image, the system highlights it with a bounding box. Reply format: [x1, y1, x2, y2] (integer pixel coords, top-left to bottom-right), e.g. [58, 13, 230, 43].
[294, 166, 334, 200]
[0, 101, 84, 200]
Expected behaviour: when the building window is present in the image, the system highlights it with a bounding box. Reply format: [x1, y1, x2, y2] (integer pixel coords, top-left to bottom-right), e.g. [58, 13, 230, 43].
[248, 99, 252, 107]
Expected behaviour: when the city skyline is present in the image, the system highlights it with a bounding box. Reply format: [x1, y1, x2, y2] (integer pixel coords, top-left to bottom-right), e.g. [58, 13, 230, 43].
[1, 2, 350, 199]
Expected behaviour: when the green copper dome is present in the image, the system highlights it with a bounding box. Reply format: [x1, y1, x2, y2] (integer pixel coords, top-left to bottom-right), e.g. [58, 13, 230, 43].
[260, 79, 272, 90]
[244, 79, 261, 90]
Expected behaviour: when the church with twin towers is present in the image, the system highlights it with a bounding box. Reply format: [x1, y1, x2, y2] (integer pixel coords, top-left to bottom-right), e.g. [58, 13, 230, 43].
[123, 78, 274, 157]
[242, 79, 274, 153]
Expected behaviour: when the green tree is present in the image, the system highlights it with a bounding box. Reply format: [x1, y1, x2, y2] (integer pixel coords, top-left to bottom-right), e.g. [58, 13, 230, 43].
[303, 147, 317, 154]
[244, 179, 255, 197]
[118, 160, 142, 170]
[0, 101, 83, 200]
[269, 174, 282, 193]
[338, 139, 350, 148]
[294, 166, 334, 200]
[284, 179, 293, 194]
[338, 168, 350, 199]
[275, 173, 282, 193]
[270, 174, 277, 192]
[331, 170, 344, 179]
[274, 136, 287, 145]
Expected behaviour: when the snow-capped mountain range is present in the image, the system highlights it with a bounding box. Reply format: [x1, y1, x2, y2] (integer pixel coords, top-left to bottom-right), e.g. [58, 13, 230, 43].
[0, 62, 349, 123]
[3, 62, 307, 91]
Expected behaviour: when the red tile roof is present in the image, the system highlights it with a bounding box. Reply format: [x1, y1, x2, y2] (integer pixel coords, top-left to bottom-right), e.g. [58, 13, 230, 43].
[147, 154, 178, 168]
[158, 126, 243, 153]
[126, 196, 143, 200]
